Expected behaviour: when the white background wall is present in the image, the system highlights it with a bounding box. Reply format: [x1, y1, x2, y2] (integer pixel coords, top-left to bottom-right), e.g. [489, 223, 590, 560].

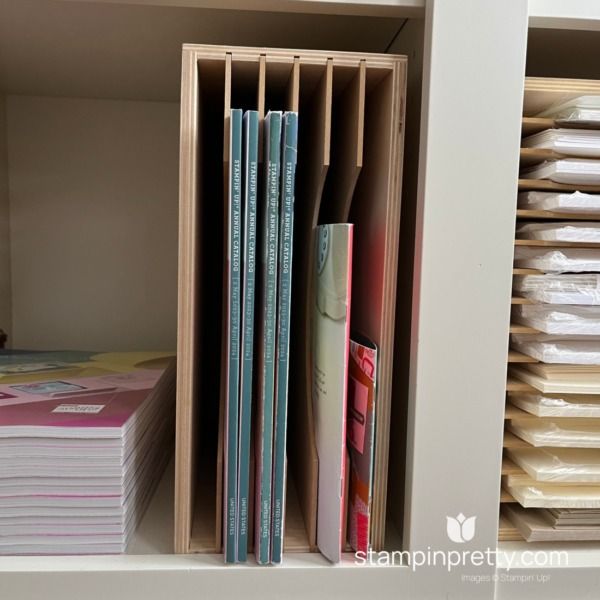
[5, 96, 179, 351]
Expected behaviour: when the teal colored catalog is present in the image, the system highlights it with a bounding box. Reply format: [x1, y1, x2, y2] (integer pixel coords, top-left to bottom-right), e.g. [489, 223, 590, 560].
[224, 108, 243, 564]
[237, 110, 259, 562]
[254, 111, 282, 565]
[271, 111, 298, 564]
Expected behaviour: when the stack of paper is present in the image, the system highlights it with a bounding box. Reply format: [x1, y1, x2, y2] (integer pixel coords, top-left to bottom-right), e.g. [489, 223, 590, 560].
[514, 247, 600, 273]
[521, 159, 600, 185]
[0, 351, 175, 555]
[506, 484, 600, 509]
[514, 273, 600, 304]
[507, 88, 600, 543]
[543, 508, 600, 526]
[509, 392, 600, 417]
[522, 129, 600, 157]
[516, 221, 600, 243]
[506, 447, 600, 483]
[508, 418, 600, 448]
[537, 95, 600, 125]
[512, 334, 600, 364]
[511, 364, 600, 394]
[513, 304, 600, 334]
[504, 504, 600, 541]
[518, 190, 600, 214]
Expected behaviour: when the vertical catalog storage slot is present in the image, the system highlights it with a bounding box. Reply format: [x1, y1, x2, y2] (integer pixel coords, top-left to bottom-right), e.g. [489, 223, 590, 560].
[176, 45, 406, 559]
[176, 55, 226, 553]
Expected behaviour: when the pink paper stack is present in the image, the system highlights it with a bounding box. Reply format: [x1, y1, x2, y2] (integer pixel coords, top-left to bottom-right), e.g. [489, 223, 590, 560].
[0, 351, 175, 555]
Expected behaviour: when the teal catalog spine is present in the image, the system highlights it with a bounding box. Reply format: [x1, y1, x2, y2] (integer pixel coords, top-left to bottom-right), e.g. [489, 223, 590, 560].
[271, 111, 298, 564]
[255, 110, 282, 565]
[237, 110, 259, 562]
[224, 107, 243, 564]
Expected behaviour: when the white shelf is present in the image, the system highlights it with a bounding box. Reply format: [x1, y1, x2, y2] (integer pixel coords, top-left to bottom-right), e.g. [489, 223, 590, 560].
[497, 542, 600, 600]
[0, 460, 413, 600]
[529, 0, 600, 31]
[0, 1, 409, 102]
[66, 0, 425, 18]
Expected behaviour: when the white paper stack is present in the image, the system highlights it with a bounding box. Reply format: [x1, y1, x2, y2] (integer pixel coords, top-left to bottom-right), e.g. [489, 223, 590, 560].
[513, 304, 600, 335]
[507, 482, 600, 509]
[522, 129, 600, 158]
[511, 364, 600, 394]
[517, 221, 600, 243]
[506, 447, 600, 483]
[537, 96, 600, 125]
[507, 94, 600, 541]
[514, 246, 600, 273]
[521, 159, 600, 185]
[508, 418, 600, 448]
[514, 273, 600, 304]
[0, 351, 175, 555]
[518, 191, 600, 215]
[512, 334, 600, 364]
[509, 392, 600, 417]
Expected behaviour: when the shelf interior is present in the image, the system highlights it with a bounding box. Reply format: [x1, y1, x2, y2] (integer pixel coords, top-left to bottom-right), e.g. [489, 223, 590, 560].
[0, 1, 407, 103]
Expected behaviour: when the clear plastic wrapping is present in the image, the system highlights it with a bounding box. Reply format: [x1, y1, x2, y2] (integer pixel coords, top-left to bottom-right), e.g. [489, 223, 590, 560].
[510, 392, 600, 417]
[508, 418, 600, 448]
[514, 247, 600, 273]
[520, 159, 600, 185]
[506, 481, 600, 508]
[506, 447, 600, 483]
[522, 129, 600, 158]
[514, 274, 600, 304]
[511, 333, 600, 364]
[516, 221, 600, 243]
[537, 96, 600, 124]
[518, 191, 600, 215]
[513, 304, 600, 334]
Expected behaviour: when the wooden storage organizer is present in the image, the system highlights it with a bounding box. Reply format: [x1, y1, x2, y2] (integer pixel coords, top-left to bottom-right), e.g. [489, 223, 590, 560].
[174, 44, 406, 555]
[499, 76, 600, 542]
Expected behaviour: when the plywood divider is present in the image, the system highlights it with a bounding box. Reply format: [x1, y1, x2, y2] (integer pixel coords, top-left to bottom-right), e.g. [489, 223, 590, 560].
[215, 52, 233, 555]
[503, 431, 530, 449]
[521, 116, 555, 136]
[508, 350, 537, 363]
[517, 209, 600, 221]
[286, 58, 300, 113]
[515, 239, 600, 248]
[350, 62, 406, 549]
[520, 147, 566, 167]
[257, 55, 266, 164]
[174, 47, 199, 555]
[223, 54, 232, 162]
[288, 58, 332, 551]
[320, 60, 366, 224]
[519, 178, 600, 193]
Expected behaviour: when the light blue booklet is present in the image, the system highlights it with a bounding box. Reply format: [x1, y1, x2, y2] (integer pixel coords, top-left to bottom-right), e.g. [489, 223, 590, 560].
[271, 111, 298, 564]
[224, 108, 242, 564]
[237, 110, 259, 562]
[254, 111, 282, 565]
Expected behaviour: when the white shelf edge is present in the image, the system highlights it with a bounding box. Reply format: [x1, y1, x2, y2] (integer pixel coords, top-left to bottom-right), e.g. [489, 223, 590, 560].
[529, 0, 600, 31]
[0, 552, 410, 573]
[61, 0, 425, 18]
